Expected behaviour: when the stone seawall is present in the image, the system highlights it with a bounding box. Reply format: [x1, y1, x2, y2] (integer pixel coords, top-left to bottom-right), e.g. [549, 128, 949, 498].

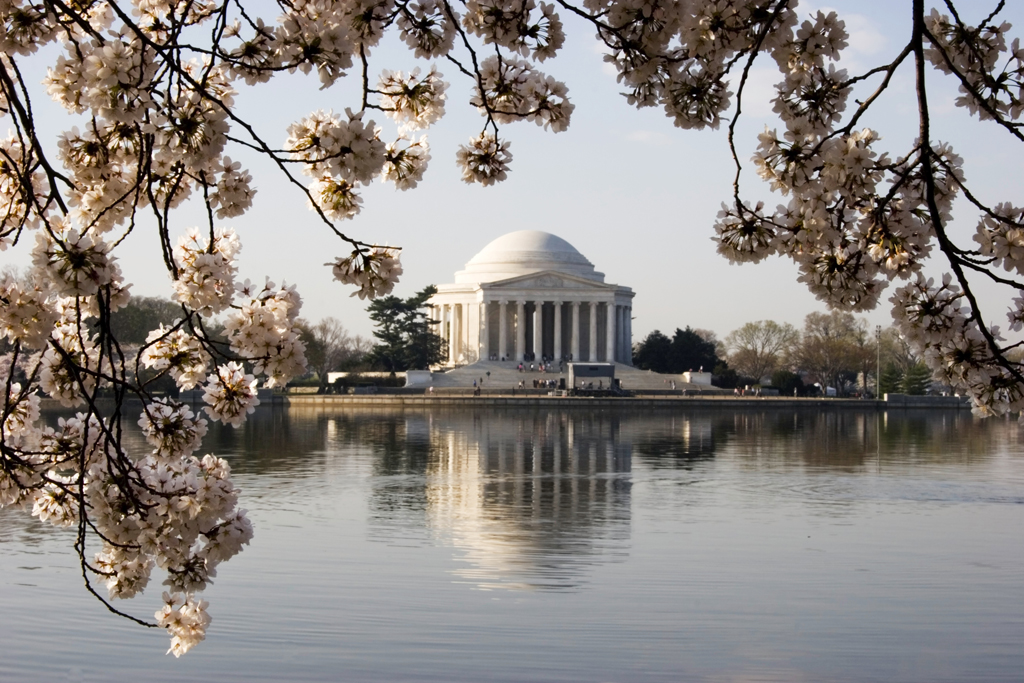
[42, 394, 971, 411]
[270, 395, 971, 410]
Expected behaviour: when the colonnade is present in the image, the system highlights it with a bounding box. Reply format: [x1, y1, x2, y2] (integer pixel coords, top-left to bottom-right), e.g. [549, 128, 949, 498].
[432, 299, 632, 365]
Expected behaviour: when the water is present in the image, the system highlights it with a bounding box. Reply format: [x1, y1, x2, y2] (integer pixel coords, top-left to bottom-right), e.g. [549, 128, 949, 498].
[1, 405, 1022, 682]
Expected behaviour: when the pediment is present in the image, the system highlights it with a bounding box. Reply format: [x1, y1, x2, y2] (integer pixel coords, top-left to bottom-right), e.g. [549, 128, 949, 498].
[483, 270, 612, 291]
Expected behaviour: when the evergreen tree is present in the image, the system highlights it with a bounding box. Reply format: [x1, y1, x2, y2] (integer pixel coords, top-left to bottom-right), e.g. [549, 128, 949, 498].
[770, 370, 805, 396]
[633, 330, 673, 373]
[669, 327, 720, 373]
[879, 363, 904, 396]
[633, 327, 723, 374]
[366, 286, 445, 372]
[901, 362, 932, 395]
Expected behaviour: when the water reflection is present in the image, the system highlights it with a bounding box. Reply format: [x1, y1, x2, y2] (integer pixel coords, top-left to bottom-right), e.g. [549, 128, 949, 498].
[3, 404, 1024, 683]
[423, 411, 632, 590]
[9, 404, 1014, 590]
[199, 405, 1014, 591]
[719, 408, 1008, 470]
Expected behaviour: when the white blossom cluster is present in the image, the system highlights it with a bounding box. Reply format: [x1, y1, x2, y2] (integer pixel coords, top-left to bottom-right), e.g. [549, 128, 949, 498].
[38, 320, 103, 408]
[141, 325, 211, 390]
[397, 0, 457, 58]
[156, 593, 212, 657]
[329, 246, 404, 299]
[31, 227, 124, 299]
[202, 361, 261, 427]
[2, 383, 40, 452]
[1, 398, 252, 650]
[287, 108, 386, 222]
[172, 227, 241, 314]
[892, 276, 1024, 419]
[0, 133, 44, 243]
[2, 222, 272, 654]
[378, 67, 448, 132]
[223, 279, 307, 387]
[138, 399, 209, 461]
[0, 272, 59, 349]
[472, 56, 574, 132]
[924, 9, 1024, 121]
[974, 203, 1024, 277]
[464, 0, 564, 60]
[382, 135, 431, 190]
[456, 132, 513, 186]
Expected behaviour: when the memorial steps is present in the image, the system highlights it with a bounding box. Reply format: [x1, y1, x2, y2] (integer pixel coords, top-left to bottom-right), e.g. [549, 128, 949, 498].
[426, 360, 714, 393]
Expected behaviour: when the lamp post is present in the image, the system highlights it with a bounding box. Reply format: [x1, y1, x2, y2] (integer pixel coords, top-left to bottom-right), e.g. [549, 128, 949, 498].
[876, 324, 882, 399]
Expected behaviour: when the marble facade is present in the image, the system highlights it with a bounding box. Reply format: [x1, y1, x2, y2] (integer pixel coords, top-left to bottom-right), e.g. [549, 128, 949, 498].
[429, 231, 634, 366]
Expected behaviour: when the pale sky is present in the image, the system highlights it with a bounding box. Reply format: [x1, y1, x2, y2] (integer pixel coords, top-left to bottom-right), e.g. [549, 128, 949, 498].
[5, 1, 1023, 343]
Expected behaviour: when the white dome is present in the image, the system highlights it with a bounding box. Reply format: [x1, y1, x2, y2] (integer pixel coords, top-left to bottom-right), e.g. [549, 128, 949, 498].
[455, 230, 605, 284]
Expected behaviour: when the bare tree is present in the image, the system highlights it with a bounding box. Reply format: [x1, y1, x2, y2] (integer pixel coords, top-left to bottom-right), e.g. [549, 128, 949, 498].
[879, 327, 921, 374]
[301, 317, 356, 393]
[796, 312, 871, 395]
[693, 328, 727, 362]
[725, 320, 799, 382]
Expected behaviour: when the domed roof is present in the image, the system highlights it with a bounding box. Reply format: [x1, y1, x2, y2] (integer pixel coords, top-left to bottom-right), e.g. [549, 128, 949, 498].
[455, 230, 605, 284]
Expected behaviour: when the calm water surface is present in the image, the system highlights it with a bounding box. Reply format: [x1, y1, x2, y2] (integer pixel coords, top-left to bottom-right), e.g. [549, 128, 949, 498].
[1, 406, 1023, 682]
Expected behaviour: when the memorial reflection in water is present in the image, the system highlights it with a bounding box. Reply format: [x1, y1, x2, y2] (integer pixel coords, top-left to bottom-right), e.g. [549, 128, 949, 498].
[422, 411, 633, 589]
[196, 405, 1010, 589]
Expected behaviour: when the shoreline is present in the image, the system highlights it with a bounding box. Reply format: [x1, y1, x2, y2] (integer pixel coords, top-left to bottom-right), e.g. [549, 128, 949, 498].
[269, 393, 970, 410]
[39, 393, 971, 411]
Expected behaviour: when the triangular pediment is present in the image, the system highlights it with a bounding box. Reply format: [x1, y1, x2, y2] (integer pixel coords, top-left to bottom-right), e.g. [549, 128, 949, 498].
[483, 270, 613, 291]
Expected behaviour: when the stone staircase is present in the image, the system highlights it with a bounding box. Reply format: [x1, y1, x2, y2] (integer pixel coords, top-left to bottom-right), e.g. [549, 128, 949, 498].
[424, 360, 719, 393]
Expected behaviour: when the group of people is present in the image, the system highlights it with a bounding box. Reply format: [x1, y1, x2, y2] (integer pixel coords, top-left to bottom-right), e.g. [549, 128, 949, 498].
[516, 360, 564, 373]
[493, 354, 573, 363]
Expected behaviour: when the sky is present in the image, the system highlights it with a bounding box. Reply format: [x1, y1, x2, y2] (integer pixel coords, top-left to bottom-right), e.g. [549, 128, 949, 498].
[4, 1, 1024, 344]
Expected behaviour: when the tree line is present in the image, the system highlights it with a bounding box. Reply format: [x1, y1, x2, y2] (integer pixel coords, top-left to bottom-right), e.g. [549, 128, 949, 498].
[68, 285, 445, 395]
[633, 311, 937, 397]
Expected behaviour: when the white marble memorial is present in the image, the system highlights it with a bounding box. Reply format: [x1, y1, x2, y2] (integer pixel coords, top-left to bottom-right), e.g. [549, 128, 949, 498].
[429, 231, 635, 366]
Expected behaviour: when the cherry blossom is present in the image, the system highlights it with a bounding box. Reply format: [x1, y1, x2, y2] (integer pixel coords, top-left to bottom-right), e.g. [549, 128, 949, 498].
[141, 325, 211, 390]
[378, 67, 448, 132]
[0, 272, 58, 349]
[329, 246, 403, 299]
[172, 227, 240, 315]
[456, 132, 512, 185]
[202, 361, 261, 427]
[223, 279, 307, 387]
[382, 135, 431, 190]
[138, 399, 209, 461]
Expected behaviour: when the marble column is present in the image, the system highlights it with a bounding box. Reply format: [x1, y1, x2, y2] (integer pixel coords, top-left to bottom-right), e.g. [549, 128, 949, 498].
[621, 306, 628, 363]
[480, 301, 489, 361]
[571, 301, 580, 361]
[447, 303, 454, 363]
[626, 306, 632, 365]
[441, 304, 450, 363]
[553, 301, 562, 360]
[589, 301, 598, 362]
[610, 307, 618, 366]
[453, 303, 462, 363]
[499, 300, 508, 360]
[603, 302, 614, 363]
[533, 302, 542, 360]
[516, 300, 526, 362]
